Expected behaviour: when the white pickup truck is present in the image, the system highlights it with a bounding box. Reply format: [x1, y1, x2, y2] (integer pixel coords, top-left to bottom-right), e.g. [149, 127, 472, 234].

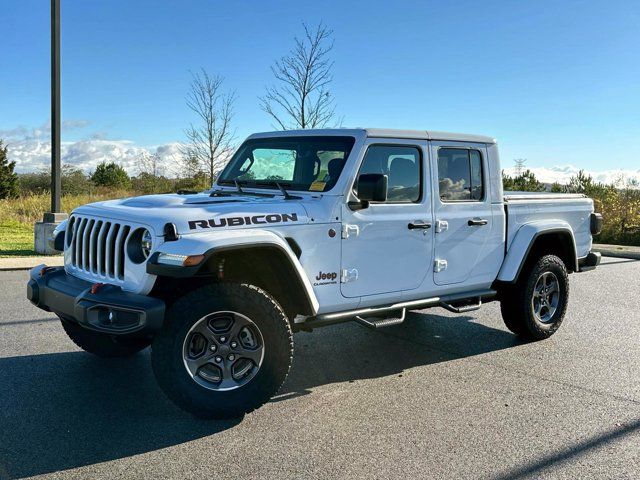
[28, 128, 602, 419]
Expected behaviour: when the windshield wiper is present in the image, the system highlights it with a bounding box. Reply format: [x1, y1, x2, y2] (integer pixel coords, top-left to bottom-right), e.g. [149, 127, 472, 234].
[210, 180, 274, 198]
[276, 182, 294, 200]
[254, 181, 301, 200]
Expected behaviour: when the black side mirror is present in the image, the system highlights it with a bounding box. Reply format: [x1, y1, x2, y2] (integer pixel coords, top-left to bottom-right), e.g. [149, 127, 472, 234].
[349, 173, 387, 210]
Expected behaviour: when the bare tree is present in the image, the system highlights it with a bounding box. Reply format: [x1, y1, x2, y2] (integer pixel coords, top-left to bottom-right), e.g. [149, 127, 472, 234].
[135, 151, 169, 193]
[260, 22, 337, 130]
[182, 69, 236, 184]
[137, 151, 164, 178]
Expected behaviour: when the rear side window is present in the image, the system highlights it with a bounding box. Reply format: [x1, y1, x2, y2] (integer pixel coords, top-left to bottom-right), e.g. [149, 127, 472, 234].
[437, 148, 484, 201]
[357, 145, 421, 203]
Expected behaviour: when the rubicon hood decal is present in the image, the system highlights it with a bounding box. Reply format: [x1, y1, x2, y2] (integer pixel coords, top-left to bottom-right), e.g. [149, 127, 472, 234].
[189, 212, 299, 230]
[71, 193, 312, 234]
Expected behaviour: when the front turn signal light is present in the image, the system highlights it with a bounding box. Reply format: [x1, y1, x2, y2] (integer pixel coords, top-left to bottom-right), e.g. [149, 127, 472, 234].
[184, 254, 205, 267]
[156, 253, 205, 267]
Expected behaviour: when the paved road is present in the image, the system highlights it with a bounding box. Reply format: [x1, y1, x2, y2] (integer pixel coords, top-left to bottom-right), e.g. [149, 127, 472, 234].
[0, 257, 639, 479]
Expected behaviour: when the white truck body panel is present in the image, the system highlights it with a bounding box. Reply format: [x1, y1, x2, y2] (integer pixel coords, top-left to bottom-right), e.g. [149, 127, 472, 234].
[61, 128, 597, 317]
[498, 194, 594, 282]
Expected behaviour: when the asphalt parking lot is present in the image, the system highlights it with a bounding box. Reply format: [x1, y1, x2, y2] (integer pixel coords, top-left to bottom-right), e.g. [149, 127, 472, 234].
[0, 257, 638, 479]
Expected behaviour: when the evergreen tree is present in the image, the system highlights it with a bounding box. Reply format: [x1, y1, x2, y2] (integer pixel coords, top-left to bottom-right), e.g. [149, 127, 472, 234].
[502, 169, 545, 192]
[90, 161, 131, 189]
[0, 140, 19, 199]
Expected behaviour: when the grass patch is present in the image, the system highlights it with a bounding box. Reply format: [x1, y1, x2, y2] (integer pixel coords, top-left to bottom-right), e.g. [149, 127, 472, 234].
[0, 191, 133, 258]
[0, 190, 133, 225]
[0, 220, 37, 257]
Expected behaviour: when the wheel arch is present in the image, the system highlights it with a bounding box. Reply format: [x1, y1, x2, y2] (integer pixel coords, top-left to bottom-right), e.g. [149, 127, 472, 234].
[497, 222, 578, 284]
[148, 230, 319, 317]
[201, 244, 317, 317]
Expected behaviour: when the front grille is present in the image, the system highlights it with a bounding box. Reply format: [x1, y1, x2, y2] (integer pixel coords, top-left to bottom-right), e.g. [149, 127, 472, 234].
[67, 215, 132, 281]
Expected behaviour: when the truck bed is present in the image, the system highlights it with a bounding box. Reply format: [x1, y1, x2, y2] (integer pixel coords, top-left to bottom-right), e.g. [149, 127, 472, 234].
[504, 191, 587, 202]
[503, 191, 594, 260]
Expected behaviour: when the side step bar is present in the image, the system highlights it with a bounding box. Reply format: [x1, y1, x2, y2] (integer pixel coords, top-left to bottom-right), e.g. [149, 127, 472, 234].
[355, 308, 406, 329]
[439, 298, 482, 314]
[295, 289, 497, 331]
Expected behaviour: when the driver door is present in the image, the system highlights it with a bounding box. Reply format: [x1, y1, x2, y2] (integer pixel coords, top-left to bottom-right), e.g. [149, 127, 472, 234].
[340, 140, 433, 298]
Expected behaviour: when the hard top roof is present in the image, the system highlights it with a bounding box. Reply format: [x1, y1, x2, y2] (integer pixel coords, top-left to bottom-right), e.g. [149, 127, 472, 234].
[247, 128, 496, 144]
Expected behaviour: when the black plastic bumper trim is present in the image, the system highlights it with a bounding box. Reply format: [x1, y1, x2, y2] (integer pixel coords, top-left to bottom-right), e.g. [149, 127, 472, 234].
[27, 265, 165, 335]
[578, 251, 601, 272]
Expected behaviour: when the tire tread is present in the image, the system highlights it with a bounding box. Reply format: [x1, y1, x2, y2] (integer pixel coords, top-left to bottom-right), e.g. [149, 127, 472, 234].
[151, 282, 293, 419]
[499, 254, 569, 340]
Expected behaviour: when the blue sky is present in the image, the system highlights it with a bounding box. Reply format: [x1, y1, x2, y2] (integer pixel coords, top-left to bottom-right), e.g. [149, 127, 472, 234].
[2, 0, 639, 181]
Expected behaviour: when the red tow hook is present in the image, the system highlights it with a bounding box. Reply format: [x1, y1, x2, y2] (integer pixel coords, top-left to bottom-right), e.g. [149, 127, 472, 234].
[39, 266, 56, 277]
[90, 283, 106, 295]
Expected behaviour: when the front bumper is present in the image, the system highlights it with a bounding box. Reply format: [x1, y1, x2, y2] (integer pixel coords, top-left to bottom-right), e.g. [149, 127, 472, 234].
[27, 265, 165, 335]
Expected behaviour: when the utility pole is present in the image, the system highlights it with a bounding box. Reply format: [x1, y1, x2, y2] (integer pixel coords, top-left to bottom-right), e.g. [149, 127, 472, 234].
[35, 0, 67, 254]
[514, 158, 527, 177]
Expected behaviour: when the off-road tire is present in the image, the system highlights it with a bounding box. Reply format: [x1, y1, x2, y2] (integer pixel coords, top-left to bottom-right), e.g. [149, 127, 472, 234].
[151, 283, 293, 419]
[500, 254, 569, 340]
[60, 316, 151, 357]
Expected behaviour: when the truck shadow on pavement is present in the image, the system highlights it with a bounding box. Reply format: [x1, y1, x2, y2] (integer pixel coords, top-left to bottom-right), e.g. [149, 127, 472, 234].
[0, 350, 241, 479]
[277, 311, 522, 401]
[0, 311, 518, 478]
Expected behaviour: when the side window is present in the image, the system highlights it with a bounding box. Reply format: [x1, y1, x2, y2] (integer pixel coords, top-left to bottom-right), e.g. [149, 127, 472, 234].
[357, 145, 421, 203]
[437, 148, 484, 202]
[469, 150, 484, 200]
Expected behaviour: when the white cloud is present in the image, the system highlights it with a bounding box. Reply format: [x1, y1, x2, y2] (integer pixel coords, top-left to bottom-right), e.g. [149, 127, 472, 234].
[2, 121, 184, 176]
[503, 164, 640, 186]
[4, 122, 638, 186]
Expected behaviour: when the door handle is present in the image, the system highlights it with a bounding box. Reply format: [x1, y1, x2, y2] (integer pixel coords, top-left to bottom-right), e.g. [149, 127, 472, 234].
[468, 218, 488, 226]
[408, 221, 432, 230]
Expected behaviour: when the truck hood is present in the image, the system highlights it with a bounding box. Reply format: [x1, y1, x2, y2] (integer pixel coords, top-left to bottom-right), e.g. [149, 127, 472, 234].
[73, 192, 311, 236]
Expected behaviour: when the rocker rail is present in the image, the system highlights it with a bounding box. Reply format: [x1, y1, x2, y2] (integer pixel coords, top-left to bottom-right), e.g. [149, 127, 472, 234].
[295, 289, 497, 331]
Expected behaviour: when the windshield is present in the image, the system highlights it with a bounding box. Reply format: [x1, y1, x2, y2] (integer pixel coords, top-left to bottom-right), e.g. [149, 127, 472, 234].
[218, 136, 356, 192]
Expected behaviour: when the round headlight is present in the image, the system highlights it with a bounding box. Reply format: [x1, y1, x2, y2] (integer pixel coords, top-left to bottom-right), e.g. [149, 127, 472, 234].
[141, 229, 153, 259]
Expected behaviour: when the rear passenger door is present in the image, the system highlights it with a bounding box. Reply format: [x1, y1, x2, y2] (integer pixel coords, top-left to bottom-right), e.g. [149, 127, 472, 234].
[431, 142, 494, 286]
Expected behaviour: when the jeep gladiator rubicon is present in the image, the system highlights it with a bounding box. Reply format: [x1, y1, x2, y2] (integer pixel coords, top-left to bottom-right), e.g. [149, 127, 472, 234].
[27, 128, 602, 418]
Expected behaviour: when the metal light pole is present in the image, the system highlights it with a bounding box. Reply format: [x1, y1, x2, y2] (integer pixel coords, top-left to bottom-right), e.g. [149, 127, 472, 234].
[35, 0, 67, 253]
[50, 0, 61, 215]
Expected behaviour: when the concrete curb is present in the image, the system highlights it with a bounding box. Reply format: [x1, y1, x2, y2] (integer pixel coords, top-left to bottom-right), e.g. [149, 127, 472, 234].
[0, 256, 64, 271]
[592, 244, 640, 260]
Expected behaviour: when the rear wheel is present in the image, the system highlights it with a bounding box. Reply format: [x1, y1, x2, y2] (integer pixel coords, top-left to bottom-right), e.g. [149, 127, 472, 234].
[151, 283, 293, 419]
[500, 254, 569, 340]
[59, 316, 151, 357]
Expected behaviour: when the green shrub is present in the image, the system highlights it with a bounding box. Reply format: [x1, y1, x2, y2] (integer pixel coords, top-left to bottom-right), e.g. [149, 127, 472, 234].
[174, 172, 210, 192]
[132, 173, 175, 194]
[91, 162, 131, 189]
[20, 164, 95, 195]
[502, 169, 545, 192]
[564, 171, 640, 247]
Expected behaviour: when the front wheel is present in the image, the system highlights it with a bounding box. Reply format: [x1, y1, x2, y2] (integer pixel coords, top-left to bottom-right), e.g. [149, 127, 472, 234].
[151, 283, 293, 419]
[500, 254, 569, 340]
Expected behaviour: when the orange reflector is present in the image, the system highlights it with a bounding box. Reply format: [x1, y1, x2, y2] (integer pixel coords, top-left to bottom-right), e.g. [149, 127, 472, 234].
[184, 254, 205, 267]
[40, 266, 54, 277]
